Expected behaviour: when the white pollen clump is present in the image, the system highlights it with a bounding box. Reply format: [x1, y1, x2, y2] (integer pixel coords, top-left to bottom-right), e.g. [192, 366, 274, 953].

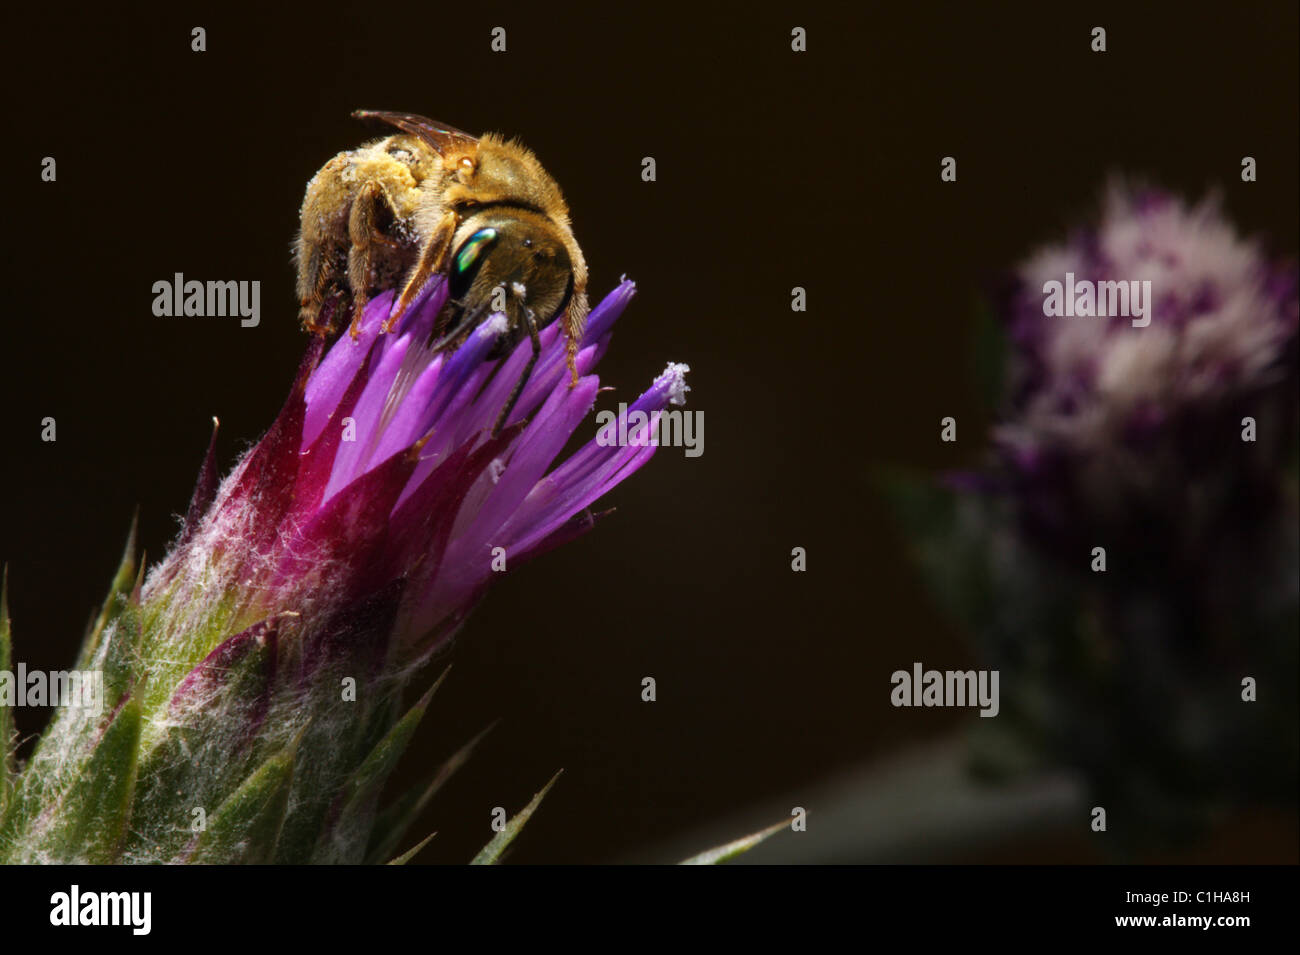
[488, 458, 506, 484]
[662, 362, 691, 406]
[483, 313, 508, 337]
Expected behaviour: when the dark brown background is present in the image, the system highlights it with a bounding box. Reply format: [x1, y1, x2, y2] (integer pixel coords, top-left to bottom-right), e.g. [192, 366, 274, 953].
[1, 2, 1296, 863]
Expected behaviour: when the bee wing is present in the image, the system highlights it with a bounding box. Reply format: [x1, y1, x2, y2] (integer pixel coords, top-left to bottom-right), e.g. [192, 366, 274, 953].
[352, 110, 479, 155]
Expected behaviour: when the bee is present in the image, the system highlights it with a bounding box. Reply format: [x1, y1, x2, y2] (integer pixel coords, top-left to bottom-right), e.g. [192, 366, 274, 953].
[294, 110, 589, 434]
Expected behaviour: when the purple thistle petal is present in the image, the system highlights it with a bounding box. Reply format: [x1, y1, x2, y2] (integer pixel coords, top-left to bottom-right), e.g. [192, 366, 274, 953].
[510, 507, 613, 565]
[275, 438, 424, 602]
[294, 349, 381, 521]
[525, 361, 687, 495]
[460, 375, 602, 554]
[383, 428, 521, 587]
[402, 314, 508, 443]
[582, 278, 637, 345]
[496, 364, 688, 555]
[469, 321, 564, 433]
[321, 327, 425, 503]
[303, 290, 399, 447]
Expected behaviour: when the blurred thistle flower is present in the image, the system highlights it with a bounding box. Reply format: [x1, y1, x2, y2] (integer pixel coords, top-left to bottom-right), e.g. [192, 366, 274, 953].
[894, 183, 1298, 845]
[991, 184, 1298, 572]
[0, 277, 688, 863]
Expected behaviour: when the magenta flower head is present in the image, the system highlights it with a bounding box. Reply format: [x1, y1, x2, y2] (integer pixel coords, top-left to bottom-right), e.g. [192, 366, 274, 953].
[158, 276, 681, 656]
[0, 277, 688, 864]
[992, 184, 1298, 566]
[895, 183, 1298, 844]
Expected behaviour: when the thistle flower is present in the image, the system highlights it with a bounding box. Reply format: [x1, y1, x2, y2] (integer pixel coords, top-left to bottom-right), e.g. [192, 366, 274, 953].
[896, 184, 1298, 843]
[992, 184, 1298, 570]
[0, 277, 688, 864]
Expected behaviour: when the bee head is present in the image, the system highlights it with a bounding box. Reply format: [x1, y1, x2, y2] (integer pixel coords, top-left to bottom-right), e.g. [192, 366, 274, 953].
[447, 210, 575, 335]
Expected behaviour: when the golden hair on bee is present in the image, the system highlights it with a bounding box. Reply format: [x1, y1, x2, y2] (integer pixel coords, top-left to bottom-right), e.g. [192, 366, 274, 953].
[294, 110, 590, 435]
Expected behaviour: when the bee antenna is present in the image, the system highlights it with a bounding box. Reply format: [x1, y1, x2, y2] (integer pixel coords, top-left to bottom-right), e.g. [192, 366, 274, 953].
[429, 299, 490, 352]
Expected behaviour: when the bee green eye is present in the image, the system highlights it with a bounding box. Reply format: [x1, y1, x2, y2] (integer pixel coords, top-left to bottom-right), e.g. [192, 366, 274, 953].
[453, 228, 498, 281]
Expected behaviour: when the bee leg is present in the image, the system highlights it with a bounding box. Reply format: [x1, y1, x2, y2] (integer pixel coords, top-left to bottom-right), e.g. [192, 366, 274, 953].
[299, 245, 341, 335]
[388, 213, 458, 331]
[431, 302, 453, 342]
[346, 181, 403, 340]
[491, 308, 542, 438]
[311, 290, 349, 336]
[300, 302, 327, 335]
[564, 333, 579, 388]
[562, 290, 589, 388]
